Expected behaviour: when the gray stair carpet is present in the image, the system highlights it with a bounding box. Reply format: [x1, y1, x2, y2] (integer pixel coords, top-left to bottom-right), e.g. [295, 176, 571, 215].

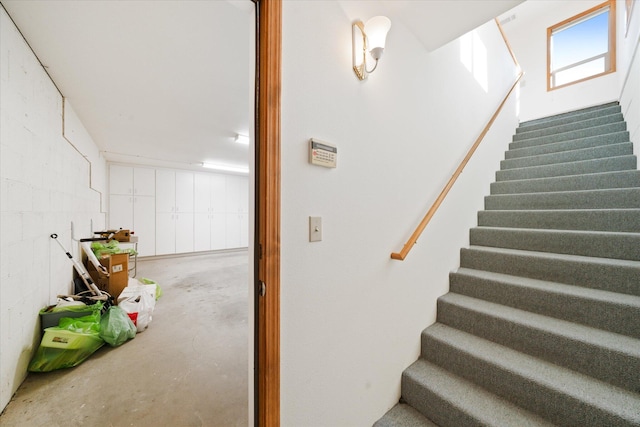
[376, 102, 640, 426]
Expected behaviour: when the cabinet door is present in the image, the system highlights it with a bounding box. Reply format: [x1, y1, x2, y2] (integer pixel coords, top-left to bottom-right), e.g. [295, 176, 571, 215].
[239, 176, 249, 213]
[175, 172, 194, 213]
[194, 213, 211, 252]
[194, 174, 212, 213]
[226, 213, 241, 248]
[133, 196, 156, 257]
[109, 165, 133, 195]
[211, 174, 227, 213]
[239, 213, 249, 247]
[226, 176, 241, 213]
[155, 213, 175, 255]
[175, 213, 194, 253]
[155, 170, 176, 212]
[109, 195, 133, 229]
[211, 213, 227, 250]
[134, 168, 155, 196]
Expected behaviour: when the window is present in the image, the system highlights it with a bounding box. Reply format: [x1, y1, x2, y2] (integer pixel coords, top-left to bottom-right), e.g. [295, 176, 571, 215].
[547, 0, 616, 91]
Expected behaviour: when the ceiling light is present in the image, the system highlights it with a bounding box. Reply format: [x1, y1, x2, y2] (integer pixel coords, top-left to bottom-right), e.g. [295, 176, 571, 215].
[235, 134, 250, 145]
[202, 162, 249, 174]
[352, 16, 392, 80]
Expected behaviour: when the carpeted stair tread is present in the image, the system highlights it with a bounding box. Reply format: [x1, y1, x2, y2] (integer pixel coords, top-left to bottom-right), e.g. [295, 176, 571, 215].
[421, 324, 640, 426]
[436, 293, 640, 391]
[495, 155, 637, 181]
[500, 142, 633, 170]
[450, 267, 640, 338]
[402, 358, 555, 427]
[516, 104, 621, 133]
[513, 112, 623, 142]
[518, 102, 620, 129]
[460, 245, 640, 296]
[374, 404, 439, 427]
[505, 131, 630, 159]
[469, 226, 640, 260]
[490, 170, 640, 194]
[484, 187, 640, 210]
[508, 121, 627, 150]
[477, 208, 640, 232]
[375, 103, 639, 426]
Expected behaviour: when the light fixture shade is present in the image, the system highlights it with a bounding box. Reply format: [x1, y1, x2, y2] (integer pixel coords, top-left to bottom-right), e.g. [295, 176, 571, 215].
[364, 16, 391, 51]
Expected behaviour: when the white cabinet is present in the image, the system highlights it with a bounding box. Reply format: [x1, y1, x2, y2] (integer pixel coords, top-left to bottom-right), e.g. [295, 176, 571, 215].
[225, 175, 249, 248]
[110, 165, 155, 196]
[155, 170, 194, 255]
[194, 174, 228, 251]
[111, 164, 247, 256]
[108, 165, 156, 256]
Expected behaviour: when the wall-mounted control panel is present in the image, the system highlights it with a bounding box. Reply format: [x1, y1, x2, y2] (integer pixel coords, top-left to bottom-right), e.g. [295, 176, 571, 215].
[309, 138, 337, 168]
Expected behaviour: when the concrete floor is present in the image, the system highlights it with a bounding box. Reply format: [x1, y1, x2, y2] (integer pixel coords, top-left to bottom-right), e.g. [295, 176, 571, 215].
[0, 250, 249, 427]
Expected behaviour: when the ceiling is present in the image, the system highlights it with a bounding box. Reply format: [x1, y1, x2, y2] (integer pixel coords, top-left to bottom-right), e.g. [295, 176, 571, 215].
[1, 0, 523, 172]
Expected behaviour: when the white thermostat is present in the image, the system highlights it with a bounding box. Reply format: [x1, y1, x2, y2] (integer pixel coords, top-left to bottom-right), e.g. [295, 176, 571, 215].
[309, 138, 337, 168]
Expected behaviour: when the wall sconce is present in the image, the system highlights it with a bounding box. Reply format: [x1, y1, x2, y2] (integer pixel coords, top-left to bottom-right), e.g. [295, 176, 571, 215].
[352, 16, 392, 80]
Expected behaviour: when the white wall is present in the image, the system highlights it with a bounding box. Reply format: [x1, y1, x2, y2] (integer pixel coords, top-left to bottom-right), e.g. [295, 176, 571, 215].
[0, 7, 105, 411]
[617, 0, 640, 158]
[280, 2, 520, 425]
[502, 1, 620, 122]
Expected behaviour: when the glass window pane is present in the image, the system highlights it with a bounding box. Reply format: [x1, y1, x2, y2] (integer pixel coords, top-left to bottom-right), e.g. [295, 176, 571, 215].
[554, 56, 606, 86]
[552, 9, 609, 71]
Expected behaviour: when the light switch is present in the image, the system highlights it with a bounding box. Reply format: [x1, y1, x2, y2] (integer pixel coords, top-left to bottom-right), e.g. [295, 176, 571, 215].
[309, 216, 322, 242]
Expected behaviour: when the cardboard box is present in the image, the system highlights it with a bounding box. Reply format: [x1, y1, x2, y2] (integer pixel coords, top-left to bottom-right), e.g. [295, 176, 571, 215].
[96, 229, 131, 242]
[86, 253, 129, 300]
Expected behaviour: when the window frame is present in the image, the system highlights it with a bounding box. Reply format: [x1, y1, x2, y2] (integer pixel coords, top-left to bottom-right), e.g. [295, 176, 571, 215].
[547, 0, 616, 91]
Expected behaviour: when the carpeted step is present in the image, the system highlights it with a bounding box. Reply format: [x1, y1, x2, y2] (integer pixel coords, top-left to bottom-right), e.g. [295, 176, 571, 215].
[516, 104, 621, 133]
[421, 324, 640, 426]
[500, 142, 633, 170]
[518, 102, 620, 129]
[402, 358, 555, 427]
[508, 121, 627, 150]
[449, 268, 640, 338]
[459, 246, 640, 296]
[496, 155, 637, 181]
[469, 226, 640, 260]
[436, 293, 640, 391]
[477, 208, 640, 232]
[505, 131, 630, 160]
[490, 170, 640, 194]
[484, 187, 640, 210]
[373, 403, 439, 427]
[513, 113, 624, 142]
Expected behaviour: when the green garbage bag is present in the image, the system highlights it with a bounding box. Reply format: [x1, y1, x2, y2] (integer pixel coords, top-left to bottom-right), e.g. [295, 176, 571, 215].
[99, 306, 136, 347]
[140, 277, 163, 300]
[29, 305, 104, 373]
[91, 240, 122, 257]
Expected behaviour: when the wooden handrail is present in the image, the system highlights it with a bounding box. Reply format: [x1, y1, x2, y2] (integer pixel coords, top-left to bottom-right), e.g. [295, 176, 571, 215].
[391, 19, 522, 261]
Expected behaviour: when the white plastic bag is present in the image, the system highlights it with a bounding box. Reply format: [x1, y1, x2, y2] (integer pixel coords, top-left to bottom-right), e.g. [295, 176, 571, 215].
[117, 285, 156, 332]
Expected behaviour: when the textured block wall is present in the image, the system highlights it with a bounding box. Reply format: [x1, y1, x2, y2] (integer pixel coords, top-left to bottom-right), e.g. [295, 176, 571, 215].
[0, 8, 105, 411]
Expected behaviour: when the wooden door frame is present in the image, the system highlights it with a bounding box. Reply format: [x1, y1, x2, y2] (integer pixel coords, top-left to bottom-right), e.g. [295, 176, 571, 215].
[254, 0, 281, 425]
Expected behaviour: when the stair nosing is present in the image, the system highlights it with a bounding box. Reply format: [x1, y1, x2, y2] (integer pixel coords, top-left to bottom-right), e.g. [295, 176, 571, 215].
[514, 112, 624, 140]
[453, 267, 640, 307]
[501, 142, 634, 169]
[404, 359, 557, 427]
[422, 324, 640, 417]
[438, 292, 640, 356]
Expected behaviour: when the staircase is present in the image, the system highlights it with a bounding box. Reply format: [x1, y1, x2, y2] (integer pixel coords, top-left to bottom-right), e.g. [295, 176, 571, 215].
[375, 102, 640, 426]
